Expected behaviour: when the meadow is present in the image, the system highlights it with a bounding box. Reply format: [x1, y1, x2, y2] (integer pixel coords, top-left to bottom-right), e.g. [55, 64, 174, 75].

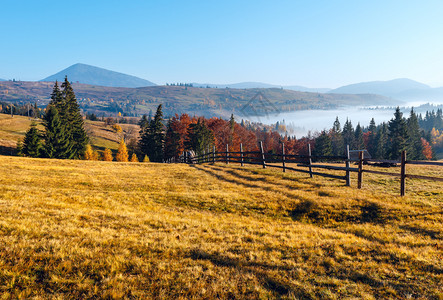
[0, 155, 441, 299]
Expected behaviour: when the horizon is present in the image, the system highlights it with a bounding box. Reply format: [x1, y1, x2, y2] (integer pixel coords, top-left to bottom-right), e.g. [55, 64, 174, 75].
[1, 1, 443, 88]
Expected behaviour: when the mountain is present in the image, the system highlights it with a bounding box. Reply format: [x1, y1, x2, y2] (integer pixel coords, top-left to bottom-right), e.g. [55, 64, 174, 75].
[40, 63, 156, 88]
[0, 78, 5, 81]
[192, 82, 330, 93]
[330, 78, 430, 97]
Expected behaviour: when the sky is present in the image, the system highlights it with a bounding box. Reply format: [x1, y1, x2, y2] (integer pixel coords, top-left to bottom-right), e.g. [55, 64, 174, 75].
[1, 0, 443, 88]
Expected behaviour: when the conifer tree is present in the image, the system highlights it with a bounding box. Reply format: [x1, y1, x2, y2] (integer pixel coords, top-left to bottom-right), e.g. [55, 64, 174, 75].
[406, 108, 424, 160]
[185, 118, 214, 155]
[143, 155, 150, 162]
[103, 148, 113, 161]
[374, 123, 388, 159]
[313, 130, 332, 158]
[367, 118, 377, 157]
[61, 77, 88, 158]
[116, 139, 129, 162]
[355, 123, 365, 149]
[388, 107, 408, 159]
[330, 116, 344, 155]
[43, 105, 71, 159]
[23, 122, 42, 157]
[342, 119, 355, 149]
[139, 104, 164, 162]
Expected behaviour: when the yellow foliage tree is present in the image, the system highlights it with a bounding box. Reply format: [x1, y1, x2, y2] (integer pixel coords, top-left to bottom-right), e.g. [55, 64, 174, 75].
[143, 155, 150, 162]
[103, 148, 113, 161]
[112, 124, 123, 133]
[116, 139, 129, 162]
[130, 153, 139, 162]
[84, 144, 95, 160]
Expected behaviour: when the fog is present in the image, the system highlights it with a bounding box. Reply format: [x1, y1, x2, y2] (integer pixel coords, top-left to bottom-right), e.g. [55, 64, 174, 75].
[242, 103, 442, 137]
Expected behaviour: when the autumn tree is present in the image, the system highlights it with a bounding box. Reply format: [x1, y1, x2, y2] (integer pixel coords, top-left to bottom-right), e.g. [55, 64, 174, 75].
[116, 139, 129, 162]
[103, 148, 113, 161]
[130, 153, 139, 162]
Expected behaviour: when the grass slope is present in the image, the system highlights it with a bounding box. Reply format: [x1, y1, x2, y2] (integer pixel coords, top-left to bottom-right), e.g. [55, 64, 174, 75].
[0, 113, 139, 155]
[0, 156, 441, 298]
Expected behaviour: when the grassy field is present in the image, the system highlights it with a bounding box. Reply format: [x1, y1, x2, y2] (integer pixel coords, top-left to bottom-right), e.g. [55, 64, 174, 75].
[0, 156, 441, 299]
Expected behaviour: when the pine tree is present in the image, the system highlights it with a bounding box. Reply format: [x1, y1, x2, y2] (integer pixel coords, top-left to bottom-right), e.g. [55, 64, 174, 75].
[185, 118, 214, 156]
[388, 107, 408, 159]
[23, 122, 42, 157]
[342, 119, 355, 149]
[116, 139, 129, 162]
[139, 104, 164, 162]
[330, 117, 344, 155]
[61, 77, 88, 158]
[367, 118, 377, 157]
[103, 148, 113, 161]
[355, 123, 364, 149]
[374, 123, 388, 159]
[143, 155, 150, 162]
[43, 105, 71, 159]
[313, 130, 332, 158]
[406, 108, 424, 160]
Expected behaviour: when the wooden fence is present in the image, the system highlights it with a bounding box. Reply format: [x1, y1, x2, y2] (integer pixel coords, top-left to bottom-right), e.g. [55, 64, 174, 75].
[180, 142, 443, 197]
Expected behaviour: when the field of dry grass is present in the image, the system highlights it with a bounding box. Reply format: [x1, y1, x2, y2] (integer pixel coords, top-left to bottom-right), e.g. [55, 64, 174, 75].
[0, 155, 441, 299]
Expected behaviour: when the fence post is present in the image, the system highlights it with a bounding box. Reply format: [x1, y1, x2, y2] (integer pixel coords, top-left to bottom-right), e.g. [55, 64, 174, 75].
[226, 144, 229, 164]
[282, 143, 286, 173]
[308, 143, 313, 178]
[240, 143, 244, 167]
[184, 151, 188, 164]
[345, 145, 351, 186]
[357, 150, 364, 189]
[213, 146, 215, 164]
[400, 150, 406, 196]
[259, 141, 266, 169]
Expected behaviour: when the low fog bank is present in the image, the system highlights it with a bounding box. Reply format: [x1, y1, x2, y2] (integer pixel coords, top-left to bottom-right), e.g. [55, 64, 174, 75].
[242, 102, 443, 137]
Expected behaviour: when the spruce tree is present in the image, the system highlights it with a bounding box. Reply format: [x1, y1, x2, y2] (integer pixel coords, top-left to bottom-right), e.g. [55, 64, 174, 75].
[330, 117, 344, 156]
[139, 104, 165, 162]
[43, 105, 71, 158]
[342, 119, 355, 149]
[313, 130, 332, 158]
[23, 122, 42, 157]
[355, 123, 365, 150]
[374, 123, 388, 159]
[367, 118, 377, 157]
[388, 107, 408, 159]
[406, 108, 424, 160]
[61, 77, 88, 158]
[185, 119, 214, 156]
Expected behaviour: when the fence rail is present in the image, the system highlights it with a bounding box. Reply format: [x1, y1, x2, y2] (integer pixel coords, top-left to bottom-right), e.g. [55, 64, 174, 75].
[178, 143, 442, 196]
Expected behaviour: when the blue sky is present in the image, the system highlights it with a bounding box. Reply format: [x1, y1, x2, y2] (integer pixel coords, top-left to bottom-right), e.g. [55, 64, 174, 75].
[1, 0, 443, 88]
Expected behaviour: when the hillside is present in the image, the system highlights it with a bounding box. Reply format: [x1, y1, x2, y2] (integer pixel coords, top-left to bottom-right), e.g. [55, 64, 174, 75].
[41, 63, 156, 88]
[0, 81, 398, 119]
[0, 113, 139, 155]
[0, 156, 441, 298]
[193, 81, 331, 93]
[330, 78, 430, 96]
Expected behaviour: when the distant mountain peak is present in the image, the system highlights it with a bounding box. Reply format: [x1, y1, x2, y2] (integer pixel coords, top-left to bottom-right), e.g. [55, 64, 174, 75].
[330, 78, 430, 96]
[40, 63, 156, 88]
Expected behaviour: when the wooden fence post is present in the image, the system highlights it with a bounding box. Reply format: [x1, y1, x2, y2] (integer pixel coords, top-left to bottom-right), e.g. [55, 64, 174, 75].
[400, 150, 406, 196]
[226, 144, 229, 164]
[345, 145, 351, 186]
[184, 151, 187, 164]
[308, 143, 313, 178]
[259, 141, 266, 169]
[213, 146, 216, 164]
[357, 150, 364, 189]
[240, 143, 244, 167]
[282, 143, 286, 173]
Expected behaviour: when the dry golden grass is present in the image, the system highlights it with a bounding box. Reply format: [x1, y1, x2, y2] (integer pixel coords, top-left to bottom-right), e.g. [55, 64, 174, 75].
[0, 156, 442, 299]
